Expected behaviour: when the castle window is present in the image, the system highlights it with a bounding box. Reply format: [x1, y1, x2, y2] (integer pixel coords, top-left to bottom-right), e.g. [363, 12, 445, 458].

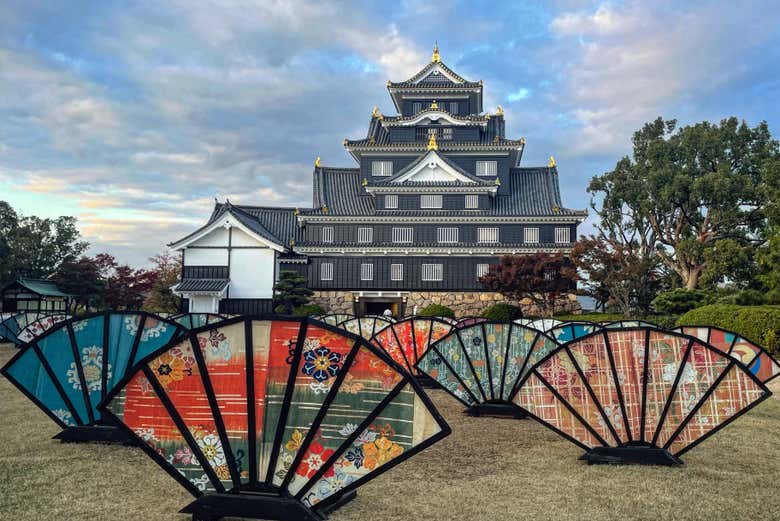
[476, 263, 490, 279]
[449, 102, 458, 114]
[555, 227, 570, 244]
[322, 226, 334, 243]
[524, 227, 540, 243]
[413, 102, 422, 113]
[391, 263, 404, 281]
[392, 227, 413, 243]
[421, 194, 442, 209]
[361, 263, 374, 281]
[357, 227, 373, 243]
[465, 195, 479, 209]
[441, 127, 453, 140]
[372, 160, 393, 176]
[385, 195, 398, 209]
[478, 227, 499, 243]
[320, 263, 333, 281]
[476, 160, 498, 176]
[437, 227, 459, 243]
[422, 263, 443, 281]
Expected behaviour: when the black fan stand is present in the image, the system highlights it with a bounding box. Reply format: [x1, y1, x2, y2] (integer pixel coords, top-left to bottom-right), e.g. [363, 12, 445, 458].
[465, 401, 528, 419]
[414, 374, 441, 389]
[53, 422, 137, 445]
[580, 443, 683, 466]
[181, 490, 357, 521]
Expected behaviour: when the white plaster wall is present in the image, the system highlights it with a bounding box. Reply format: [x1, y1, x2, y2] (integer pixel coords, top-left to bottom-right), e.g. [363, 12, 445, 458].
[184, 248, 229, 266]
[190, 227, 229, 247]
[231, 227, 263, 247]
[229, 249, 275, 298]
[189, 295, 218, 313]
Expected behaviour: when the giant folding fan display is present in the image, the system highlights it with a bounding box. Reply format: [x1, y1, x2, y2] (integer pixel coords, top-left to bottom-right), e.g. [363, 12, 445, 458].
[369, 317, 454, 381]
[172, 312, 229, 329]
[315, 313, 356, 326]
[0, 311, 53, 346]
[16, 314, 70, 344]
[674, 325, 780, 384]
[603, 319, 660, 329]
[545, 321, 603, 343]
[1, 311, 184, 443]
[99, 317, 450, 521]
[454, 317, 489, 328]
[336, 315, 394, 340]
[512, 327, 771, 465]
[416, 322, 559, 417]
[514, 318, 562, 332]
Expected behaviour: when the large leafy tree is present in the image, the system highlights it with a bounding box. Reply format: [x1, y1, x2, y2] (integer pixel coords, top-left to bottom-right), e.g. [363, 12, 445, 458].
[0, 201, 88, 285]
[52, 256, 105, 311]
[479, 253, 578, 317]
[593, 117, 778, 290]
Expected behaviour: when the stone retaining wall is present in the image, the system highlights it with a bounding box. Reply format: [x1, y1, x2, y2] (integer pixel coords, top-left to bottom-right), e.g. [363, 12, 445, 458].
[311, 290, 581, 317]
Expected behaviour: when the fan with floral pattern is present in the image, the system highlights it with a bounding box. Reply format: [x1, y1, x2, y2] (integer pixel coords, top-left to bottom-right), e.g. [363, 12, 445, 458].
[512, 327, 771, 464]
[416, 321, 559, 417]
[315, 313, 356, 326]
[99, 316, 449, 521]
[335, 315, 394, 341]
[16, 314, 70, 344]
[545, 321, 603, 343]
[369, 317, 454, 381]
[0, 311, 51, 346]
[1, 311, 184, 442]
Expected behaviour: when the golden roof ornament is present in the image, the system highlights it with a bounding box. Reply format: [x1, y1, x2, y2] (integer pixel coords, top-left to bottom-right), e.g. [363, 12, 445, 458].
[321, 205, 329, 214]
[343, 138, 348, 146]
[495, 178, 501, 186]
[431, 41, 441, 63]
[430, 100, 438, 109]
[427, 133, 438, 151]
[548, 156, 556, 168]
[371, 106, 383, 120]
[493, 135, 500, 143]
[362, 178, 368, 187]
[553, 205, 561, 214]
[289, 238, 295, 246]
[496, 105, 504, 115]
[369, 136, 375, 144]
[520, 137, 526, 145]
[293, 207, 300, 216]
[314, 156, 321, 168]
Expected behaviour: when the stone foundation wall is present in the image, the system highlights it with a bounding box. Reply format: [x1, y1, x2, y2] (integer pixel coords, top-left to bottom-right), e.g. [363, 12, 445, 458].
[311, 290, 581, 317]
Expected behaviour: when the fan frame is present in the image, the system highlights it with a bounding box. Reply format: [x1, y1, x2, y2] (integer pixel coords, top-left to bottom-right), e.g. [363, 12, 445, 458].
[510, 326, 772, 465]
[1, 310, 185, 444]
[416, 321, 559, 418]
[673, 324, 780, 384]
[98, 314, 451, 521]
[369, 316, 455, 388]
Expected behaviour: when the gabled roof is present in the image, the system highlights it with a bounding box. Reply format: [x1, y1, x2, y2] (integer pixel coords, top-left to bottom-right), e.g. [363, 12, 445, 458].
[307, 167, 375, 216]
[381, 106, 490, 127]
[170, 202, 300, 251]
[372, 150, 494, 185]
[172, 279, 229, 293]
[1, 278, 71, 297]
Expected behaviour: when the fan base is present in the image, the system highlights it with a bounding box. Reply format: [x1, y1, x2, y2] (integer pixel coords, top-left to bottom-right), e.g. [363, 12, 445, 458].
[54, 425, 137, 445]
[465, 402, 527, 419]
[581, 446, 683, 466]
[180, 490, 357, 521]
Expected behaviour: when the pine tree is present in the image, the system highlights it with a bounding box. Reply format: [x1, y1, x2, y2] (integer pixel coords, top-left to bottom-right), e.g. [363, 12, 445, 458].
[273, 270, 313, 314]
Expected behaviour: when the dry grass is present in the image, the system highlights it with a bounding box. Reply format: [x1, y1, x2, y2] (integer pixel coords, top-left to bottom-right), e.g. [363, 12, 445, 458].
[1, 342, 779, 521]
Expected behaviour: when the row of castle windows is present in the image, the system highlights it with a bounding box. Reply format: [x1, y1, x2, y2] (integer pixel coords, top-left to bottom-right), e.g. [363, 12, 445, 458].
[412, 101, 459, 114]
[371, 160, 497, 177]
[383, 194, 479, 209]
[319, 226, 571, 244]
[320, 261, 484, 282]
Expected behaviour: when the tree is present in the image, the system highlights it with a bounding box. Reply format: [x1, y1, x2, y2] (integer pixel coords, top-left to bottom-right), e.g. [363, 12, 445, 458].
[594, 117, 778, 290]
[0, 201, 19, 285]
[273, 270, 313, 314]
[573, 237, 662, 315]
[143, 252, 182, 313]
[479, 253, 578, 317]
[52, 256, 105, 311]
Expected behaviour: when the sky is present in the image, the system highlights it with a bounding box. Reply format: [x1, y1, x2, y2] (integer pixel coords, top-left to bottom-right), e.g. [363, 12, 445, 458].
[1, 0, 780, 266]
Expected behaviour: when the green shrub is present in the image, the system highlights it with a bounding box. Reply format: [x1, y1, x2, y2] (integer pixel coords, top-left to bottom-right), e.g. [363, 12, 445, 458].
[555, 312, 626, 322]
[652, 289, 714, 314]
[480, 303, 522, 321]
[417, 304, 455, 319]
[293, 303, 326, 317]
[676, 304, 780, 354]
[716, 289, 766, 306]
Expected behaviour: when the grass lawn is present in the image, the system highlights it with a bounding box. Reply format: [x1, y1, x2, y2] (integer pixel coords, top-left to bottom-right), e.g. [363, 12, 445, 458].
[1, 342, 779, 521]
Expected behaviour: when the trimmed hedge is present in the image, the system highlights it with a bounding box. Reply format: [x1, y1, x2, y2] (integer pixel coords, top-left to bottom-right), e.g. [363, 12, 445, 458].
[676, 305, 780, 354]
[481, 303, 523, 321]
[554, 313, 680, 328]
[293, 303, 326, 317]
[417, 304, 455, 319]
